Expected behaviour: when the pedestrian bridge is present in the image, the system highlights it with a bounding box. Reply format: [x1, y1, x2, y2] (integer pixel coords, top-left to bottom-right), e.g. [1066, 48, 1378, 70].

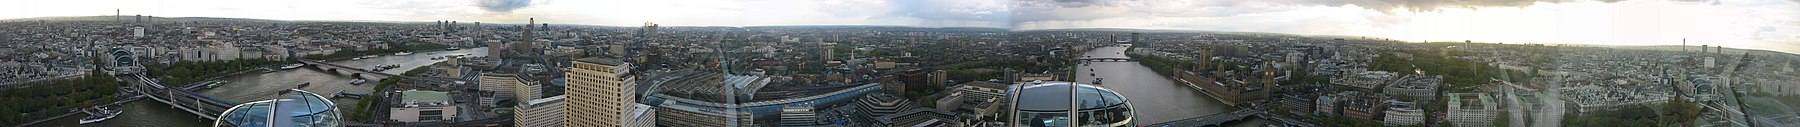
[127, 74, 238, 120]
[128, 59, 460, 122]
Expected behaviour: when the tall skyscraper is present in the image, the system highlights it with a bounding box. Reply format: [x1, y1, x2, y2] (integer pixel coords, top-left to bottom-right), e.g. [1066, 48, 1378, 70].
[567, 57, 636, 127]
[642, 22, 658, 38]
[1131, 32, 1141, 44]
[522, 17, 540, 58]
[822, 43, 836, 62]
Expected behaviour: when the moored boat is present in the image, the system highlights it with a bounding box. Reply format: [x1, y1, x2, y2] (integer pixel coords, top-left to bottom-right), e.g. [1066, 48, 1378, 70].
[77, 107, 121, 124]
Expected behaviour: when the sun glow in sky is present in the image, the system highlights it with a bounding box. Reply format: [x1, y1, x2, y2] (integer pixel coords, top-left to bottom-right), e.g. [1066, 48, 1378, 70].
[2, 0, 1796, 53]
[1365, 1, 1795, 51]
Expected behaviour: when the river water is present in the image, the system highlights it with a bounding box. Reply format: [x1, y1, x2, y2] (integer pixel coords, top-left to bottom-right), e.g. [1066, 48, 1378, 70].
[1075, 45, 1268, 126]
[28, 47, 487, 127]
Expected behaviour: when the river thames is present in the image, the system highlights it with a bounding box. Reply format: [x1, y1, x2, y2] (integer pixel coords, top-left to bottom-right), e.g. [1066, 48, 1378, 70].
[1075, 45, 1268, 126]
[29, 47, 486, 127]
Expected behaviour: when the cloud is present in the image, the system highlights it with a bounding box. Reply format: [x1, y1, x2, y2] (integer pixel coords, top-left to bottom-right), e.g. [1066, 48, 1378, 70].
[886, 0, 1011, 27]
[475, 0, 533, 13]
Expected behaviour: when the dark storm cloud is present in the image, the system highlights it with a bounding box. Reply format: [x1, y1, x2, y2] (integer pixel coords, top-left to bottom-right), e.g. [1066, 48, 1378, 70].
[476, 0, 533, 13]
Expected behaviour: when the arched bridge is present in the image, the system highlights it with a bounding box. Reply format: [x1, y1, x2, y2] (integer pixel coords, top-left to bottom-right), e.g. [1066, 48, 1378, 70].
[298, 59, 472, 83]
[297, 59, 399, 80]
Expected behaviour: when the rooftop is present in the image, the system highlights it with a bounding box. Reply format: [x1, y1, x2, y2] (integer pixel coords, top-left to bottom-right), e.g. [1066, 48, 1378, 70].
[875, 108, 958, 126]
[1388, 75, 1443, 89]
[524, 95, 567, 107]
[575, 57, 625, 66]
[959, 81, 1009, 90]
[400, 90, 450, 101]
[1447, 93, 1492, 110]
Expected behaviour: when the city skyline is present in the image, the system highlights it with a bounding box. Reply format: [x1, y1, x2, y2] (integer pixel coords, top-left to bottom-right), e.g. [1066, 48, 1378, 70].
[4, 0, 1800, 126]
[5, 0, 1797, 54]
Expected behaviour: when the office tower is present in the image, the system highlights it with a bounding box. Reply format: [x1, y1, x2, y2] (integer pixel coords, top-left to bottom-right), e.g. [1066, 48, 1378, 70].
[520, 18, 537, 58]
[1703, 45, 1708, 54]
[479, 73, 523, 107]
[515, 76, 542, 102]
[625, 104, 655, 127]
[487, 40, 504, 62]
[567, 57, 636, 127]
[132, 27, 145, 38]
[524, 18, 534, 45]
[931, 70, 948, 88]
[516, 95, 566, 127]
[642, 22, 658, 38]
[1706, 57, 1716, 68]
[823, 43, 836, 61]
[1131, 32, 1141, 43]
[780, 106, 818, 126]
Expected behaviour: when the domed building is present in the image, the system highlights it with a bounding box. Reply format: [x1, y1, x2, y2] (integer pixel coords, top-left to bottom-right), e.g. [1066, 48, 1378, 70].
[215, 89, 341, 127]
[1008, 81, 1136, 127]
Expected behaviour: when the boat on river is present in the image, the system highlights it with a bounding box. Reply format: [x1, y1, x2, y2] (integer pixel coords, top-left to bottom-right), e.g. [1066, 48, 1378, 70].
[279, 64, 305, 70]
[77, 107, 121, 124]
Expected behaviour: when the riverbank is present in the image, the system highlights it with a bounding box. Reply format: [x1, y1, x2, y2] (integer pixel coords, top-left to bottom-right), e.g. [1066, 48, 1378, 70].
[23, 47, 487, 127]
[0, 72, 123, 126]
[1076, 45, 1242, 124]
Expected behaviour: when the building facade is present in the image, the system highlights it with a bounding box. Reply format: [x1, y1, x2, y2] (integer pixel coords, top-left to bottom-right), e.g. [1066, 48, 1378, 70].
[568, 57, 637, 126]
[479, 73, 522, 107]
[391, 90, 457, 123]
[1447, 93, 1496, 127]
[857, 93, 917, 119]
[516, 95, 566, 127]
[1384, 75, 1441, 101]
[1382, 100, 1423, 126]
[625, 104, 656, 127]
[779, 106, 818, 126]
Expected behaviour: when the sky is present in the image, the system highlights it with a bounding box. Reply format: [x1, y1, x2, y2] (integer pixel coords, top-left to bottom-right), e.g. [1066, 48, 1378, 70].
[1, 0, 1797, 53]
